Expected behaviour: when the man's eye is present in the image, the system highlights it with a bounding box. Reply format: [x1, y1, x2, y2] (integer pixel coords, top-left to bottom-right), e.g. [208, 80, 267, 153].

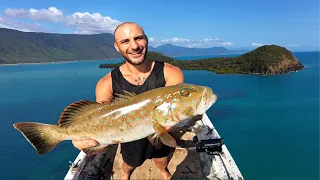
[121, 40, 129, 44]
[135, 36, 144, 40]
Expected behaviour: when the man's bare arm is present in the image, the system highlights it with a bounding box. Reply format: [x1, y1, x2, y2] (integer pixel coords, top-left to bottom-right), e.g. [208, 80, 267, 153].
[72, 73, 113, 150]
[96, 73, 113, 103]
[163, 63, 184, 86]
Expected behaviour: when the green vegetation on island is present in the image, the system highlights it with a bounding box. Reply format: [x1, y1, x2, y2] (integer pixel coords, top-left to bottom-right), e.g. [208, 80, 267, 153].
[99, 45, 304, 75]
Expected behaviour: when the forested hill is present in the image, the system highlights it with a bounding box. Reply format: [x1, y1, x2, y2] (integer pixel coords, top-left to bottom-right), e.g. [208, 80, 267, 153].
[0, 28, 121, 64]
[100, 45, 304, 75]
[231, 45, 304, 74]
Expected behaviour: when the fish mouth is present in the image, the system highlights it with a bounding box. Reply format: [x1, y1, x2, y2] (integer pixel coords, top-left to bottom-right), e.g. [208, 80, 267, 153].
[202, 87, 217, 111]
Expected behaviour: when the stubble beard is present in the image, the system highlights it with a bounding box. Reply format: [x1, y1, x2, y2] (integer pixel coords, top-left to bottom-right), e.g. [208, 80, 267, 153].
[125, 54, 146, 66]
[123, 47, 148, 66]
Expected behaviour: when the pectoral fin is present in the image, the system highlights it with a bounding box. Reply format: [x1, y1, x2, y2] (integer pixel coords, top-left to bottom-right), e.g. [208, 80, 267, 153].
[83, 145, 109, 154]
[150, 122, 177, 149]
[148, 133, 163, 149]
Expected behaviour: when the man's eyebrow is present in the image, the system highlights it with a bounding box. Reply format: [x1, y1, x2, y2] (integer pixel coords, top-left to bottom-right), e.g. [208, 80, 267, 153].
[134, 35, 145, 38]
[119, 38, 129, 43]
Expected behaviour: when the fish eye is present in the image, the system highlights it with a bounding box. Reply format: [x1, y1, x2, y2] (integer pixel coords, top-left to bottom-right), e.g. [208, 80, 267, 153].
[180, 88, 190, 97]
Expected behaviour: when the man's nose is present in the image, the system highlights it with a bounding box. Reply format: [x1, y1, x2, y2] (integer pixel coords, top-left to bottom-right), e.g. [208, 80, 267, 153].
[130, 40, 139, 50]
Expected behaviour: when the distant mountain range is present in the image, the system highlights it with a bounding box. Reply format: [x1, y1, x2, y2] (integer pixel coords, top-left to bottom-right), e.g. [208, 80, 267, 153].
[148, 44, 249, 57]
[0, 28, 249, 64]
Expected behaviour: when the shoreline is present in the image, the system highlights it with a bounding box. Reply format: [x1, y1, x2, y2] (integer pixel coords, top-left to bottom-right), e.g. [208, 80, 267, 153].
[0, 58, 124, 66]
[1, 50, 317, 67]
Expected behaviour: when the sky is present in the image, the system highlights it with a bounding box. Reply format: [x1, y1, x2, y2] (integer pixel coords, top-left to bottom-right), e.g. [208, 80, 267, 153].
[0, 0, 319, 51]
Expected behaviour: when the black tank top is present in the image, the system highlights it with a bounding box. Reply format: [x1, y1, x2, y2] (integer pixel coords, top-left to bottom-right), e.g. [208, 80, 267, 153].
[111, 61, 166, 96]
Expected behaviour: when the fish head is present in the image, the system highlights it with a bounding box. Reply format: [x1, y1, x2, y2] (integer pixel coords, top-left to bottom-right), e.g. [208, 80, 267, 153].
[154, 83, 217, 127]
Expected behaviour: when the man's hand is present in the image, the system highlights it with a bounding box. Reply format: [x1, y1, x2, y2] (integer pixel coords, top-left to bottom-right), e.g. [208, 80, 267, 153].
[167, 115, 204, 132]
[192, 114, 203, 122]
[183, 114, 203, 129]
[72, 139, 98, 151]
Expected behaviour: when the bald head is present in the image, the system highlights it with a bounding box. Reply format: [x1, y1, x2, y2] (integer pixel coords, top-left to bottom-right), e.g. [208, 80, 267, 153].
[114, 22, 146, 41]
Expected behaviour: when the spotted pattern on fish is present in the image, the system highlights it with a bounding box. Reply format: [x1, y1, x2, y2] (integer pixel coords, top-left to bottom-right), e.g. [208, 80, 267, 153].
[182, 106, 194, 116]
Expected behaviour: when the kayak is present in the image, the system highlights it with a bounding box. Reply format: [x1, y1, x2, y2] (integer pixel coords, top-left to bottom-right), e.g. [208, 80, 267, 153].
[64, 113, 243, 180]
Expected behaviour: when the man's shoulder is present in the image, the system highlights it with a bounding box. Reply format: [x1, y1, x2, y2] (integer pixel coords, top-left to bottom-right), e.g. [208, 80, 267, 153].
[96, 65, 121, 85]
[163, 62, 183, 75]
[163, 62, 184, 86]
[96, 72, 112, 90]
[95, 72, 114, 102]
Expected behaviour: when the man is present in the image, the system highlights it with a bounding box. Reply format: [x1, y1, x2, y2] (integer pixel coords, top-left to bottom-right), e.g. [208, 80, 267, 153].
[72, 22, 184, 180]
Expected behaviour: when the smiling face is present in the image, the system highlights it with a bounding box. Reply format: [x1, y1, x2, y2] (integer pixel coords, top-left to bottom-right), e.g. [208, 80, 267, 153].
[114, 23, 148, 65]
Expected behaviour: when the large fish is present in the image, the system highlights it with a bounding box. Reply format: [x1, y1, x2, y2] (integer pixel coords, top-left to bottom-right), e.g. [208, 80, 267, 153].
[13, 83, 217, 155]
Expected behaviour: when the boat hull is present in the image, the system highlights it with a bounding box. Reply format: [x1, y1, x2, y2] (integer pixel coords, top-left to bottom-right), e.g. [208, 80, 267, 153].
[64, 113, 243, 180]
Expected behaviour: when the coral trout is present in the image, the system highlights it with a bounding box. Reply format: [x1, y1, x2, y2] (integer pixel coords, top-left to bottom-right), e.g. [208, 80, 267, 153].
[13, 83, 217, 155]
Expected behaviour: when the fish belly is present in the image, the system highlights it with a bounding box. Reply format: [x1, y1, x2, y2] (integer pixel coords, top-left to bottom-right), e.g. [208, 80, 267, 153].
[94, 122, 156, 145]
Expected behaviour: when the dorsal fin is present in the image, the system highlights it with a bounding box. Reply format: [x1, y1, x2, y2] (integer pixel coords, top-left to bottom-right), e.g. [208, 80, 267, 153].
[112, 90, 137, 104]
[123, 90, 137, 97]
[58, 100, 105, 128]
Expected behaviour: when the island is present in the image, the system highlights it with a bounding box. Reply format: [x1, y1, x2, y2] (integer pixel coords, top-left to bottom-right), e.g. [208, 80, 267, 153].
[99, 45, 304, 75]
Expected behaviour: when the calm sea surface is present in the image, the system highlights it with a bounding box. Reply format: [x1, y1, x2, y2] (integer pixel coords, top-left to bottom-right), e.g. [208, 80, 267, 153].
[0, 52, 318, 180]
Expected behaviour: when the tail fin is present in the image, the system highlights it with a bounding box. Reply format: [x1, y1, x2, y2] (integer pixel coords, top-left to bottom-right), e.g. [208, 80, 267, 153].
[13, 122, 63, 155]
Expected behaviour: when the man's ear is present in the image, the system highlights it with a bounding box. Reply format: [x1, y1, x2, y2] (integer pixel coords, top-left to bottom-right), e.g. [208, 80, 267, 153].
[145, 35, 148, 43]
[114, 42, 120, 52]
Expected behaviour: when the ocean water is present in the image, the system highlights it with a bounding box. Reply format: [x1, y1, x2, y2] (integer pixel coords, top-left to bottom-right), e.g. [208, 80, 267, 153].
[0, 52, 318, 180]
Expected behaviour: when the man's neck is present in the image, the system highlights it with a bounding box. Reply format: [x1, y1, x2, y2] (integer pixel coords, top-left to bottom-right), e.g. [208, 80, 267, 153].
[124, 60, 154, 75]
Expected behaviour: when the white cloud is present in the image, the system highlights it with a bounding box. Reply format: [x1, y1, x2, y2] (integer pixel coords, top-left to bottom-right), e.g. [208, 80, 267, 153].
[288, 44, 300, 47]
[4, 7, 64, 22]
[151, 36, 231, 48]
[0, 16, 10, 24]
[29, 7, 64, 22]
[219, 42, 233, 46]
[161, 37, 190, 43]
[148, 37, 155, 42]
[65, 12, 121, 34]
[0, 23, 10, 29]
[252, 42, 263, 47]
[201, 38, 220, 43]
[4, 8, 28, 17]
[2, 7, 122, 34]
[0, 16, 42, 32]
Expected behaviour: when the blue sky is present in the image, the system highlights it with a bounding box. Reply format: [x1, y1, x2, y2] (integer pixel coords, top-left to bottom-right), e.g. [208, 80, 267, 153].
[0, 0, 319, 51]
